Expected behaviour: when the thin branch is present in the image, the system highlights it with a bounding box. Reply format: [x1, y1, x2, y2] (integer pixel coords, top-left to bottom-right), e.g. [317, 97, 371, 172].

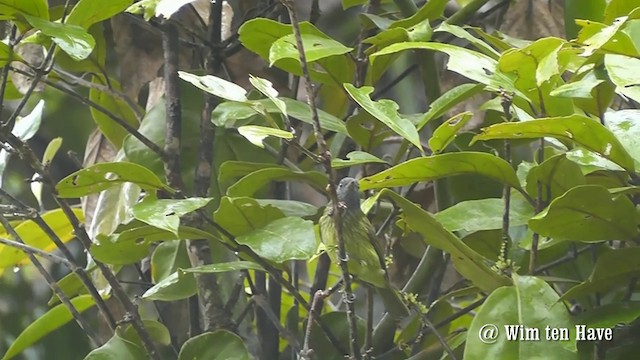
[280, 1, 360, 358]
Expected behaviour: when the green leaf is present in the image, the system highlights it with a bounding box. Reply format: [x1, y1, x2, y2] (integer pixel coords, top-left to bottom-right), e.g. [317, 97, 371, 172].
[360, 152, 524, 192]
[180, 261, 264, 274]
[89, 77, 140, 148]
[565, 0, 606, 39]
[391, 0, 448, 28]
[42, 137, 62, 166]
[214, 196, 285, 237]
[212, 97, 348, 134]
[0, 208, 83, 269]
[331, 151, 388, 169]
[178, 331, 251, 360]
[237, 125, 293, 148]
[472, 115, 636, 172]
[529, 185, 638, 242]
[576, 302, 640, 329]
[605, 110, 640, 167]
[525, 154, 586, 200]
[434, 194, 534, 233]
[0, 0, 48, 19]
[417, 83, 484, 130]
[178, 71, 248, 102]
[148, 241, 197, 302]
[269, 33, 352, 66]
[84, 329, 145, 360]
[56, 162, 171, 198]
[248, 75, 287, 116]
[254, 199, 318, 217]
[24, 15, 95, 61]
[429, 111, 473, 154]
[2, 295, 95, 360]
[562, 248, 640, 300]
[604, 0, 640, 24]
[605, 54, 640, 104]
[435, 22, 500, 58]
[465, 274, 577, 360]
[372, 189, 510, 291]
[66, 0, 133, 29]
[91, 226, 214, 265]
[0, 40, 15, 66]
[142, 271, 197, 301]
[344, 84, 422, 151]
[227, 168, 328, 197]
[306, 312, 366, 360]
[125, 0, 158, 21]
[236, 217, 316, 263]
[131, 197, 212, 236]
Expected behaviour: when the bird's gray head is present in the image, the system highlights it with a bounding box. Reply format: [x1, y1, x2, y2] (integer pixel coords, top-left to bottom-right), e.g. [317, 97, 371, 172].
[335, 177, 361, 210]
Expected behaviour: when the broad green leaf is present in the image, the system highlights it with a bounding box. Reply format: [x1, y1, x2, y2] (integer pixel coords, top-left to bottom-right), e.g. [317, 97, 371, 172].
[566, 147, 624, 173]
[269, 33, 352, 65]
[372, 189, 510, 291]
[360, 152, 523, 192]
[178, 331, 251, 360]
[125, 0, 158, 21]
[236, 217, 316, 263]
[550, 70, 605, 99]
[180, 261, 264, 274]
[237, 125, 293, 148]
[142, 271, 197, 301]
[0, 0, 48, 19]
[239, 18, 354, 85]
[525, 154, 586, 200]
[131, 197, 212, 236]
[562, 248, 640, 300]
[465, 274, 577, 360]
[472, 115, 636, 172]
[605, 54, 640, 104]
[91, 226, 214, 265]
[42, 137, 62, 165]
[24, 15, 95, 61]
[227, 168, 327, 197]
[391, 0, 448, 27]
[84, 329, 145, 360]
[579, 11, 636, 57]
[417, 83, 484, 130]
[56, 162, 171, 198]
[149, 241, 197, 301]
[254, 199, 318, 217]
[248, 75, 287, 117]
[604, 0, 640, 24]
[529, 185, 638, 242]
[344, 84, 422, 151]
[429, 111, 473, 154]
[2, 295, 95, 360]
[47, 264, 99, 306]
[371, 42, 523, 98]
[66, 0, 133, 29]
[434, 193, 534, 233]
[212, 97, 348, 134]
[435, 22, 500, 58]
[89, 76, 140, 148]
[0, 41, 14, 66]
[605, 110, 640, 167]
[178, 71, 248, 102]
[120, 320, 171, 347]
[576, 302, 640, 329]
[0, 208, 84, 269]
[213, 197, 285, 237]
[155, 0, 197, 18]
[331, 151, 388, 169]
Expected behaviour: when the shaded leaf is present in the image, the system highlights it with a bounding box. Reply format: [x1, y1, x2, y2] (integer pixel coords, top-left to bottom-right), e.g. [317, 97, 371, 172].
[236, 217, 316, 263]
[131, 197, 212, 236]
[472, 115, 636, 172]
[529, 185, 638, 242]
[465, 274, 577, 360]
[2, 296, 95, 360]
[331, 151, 388, 169]
[227, 168, 327, 197]
[24, 15, 95, 61]
[214, 197, 285, 237]
[429, 111, 473, 154]
[178, 331, 251, 360]
[180, 261, 264, 274]
[56, 162, 171, 198]
[360, 152, 524, 192]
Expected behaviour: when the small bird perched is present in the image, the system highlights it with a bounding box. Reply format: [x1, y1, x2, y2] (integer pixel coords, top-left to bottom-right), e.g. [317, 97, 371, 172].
[319, 177, 409, 320]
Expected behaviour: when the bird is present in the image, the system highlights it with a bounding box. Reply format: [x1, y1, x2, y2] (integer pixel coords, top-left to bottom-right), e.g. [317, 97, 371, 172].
[319, 177, 409, 320]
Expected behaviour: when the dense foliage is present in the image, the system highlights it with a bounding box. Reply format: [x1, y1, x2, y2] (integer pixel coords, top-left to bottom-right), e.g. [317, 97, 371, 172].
[1, 0, 640, 359]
